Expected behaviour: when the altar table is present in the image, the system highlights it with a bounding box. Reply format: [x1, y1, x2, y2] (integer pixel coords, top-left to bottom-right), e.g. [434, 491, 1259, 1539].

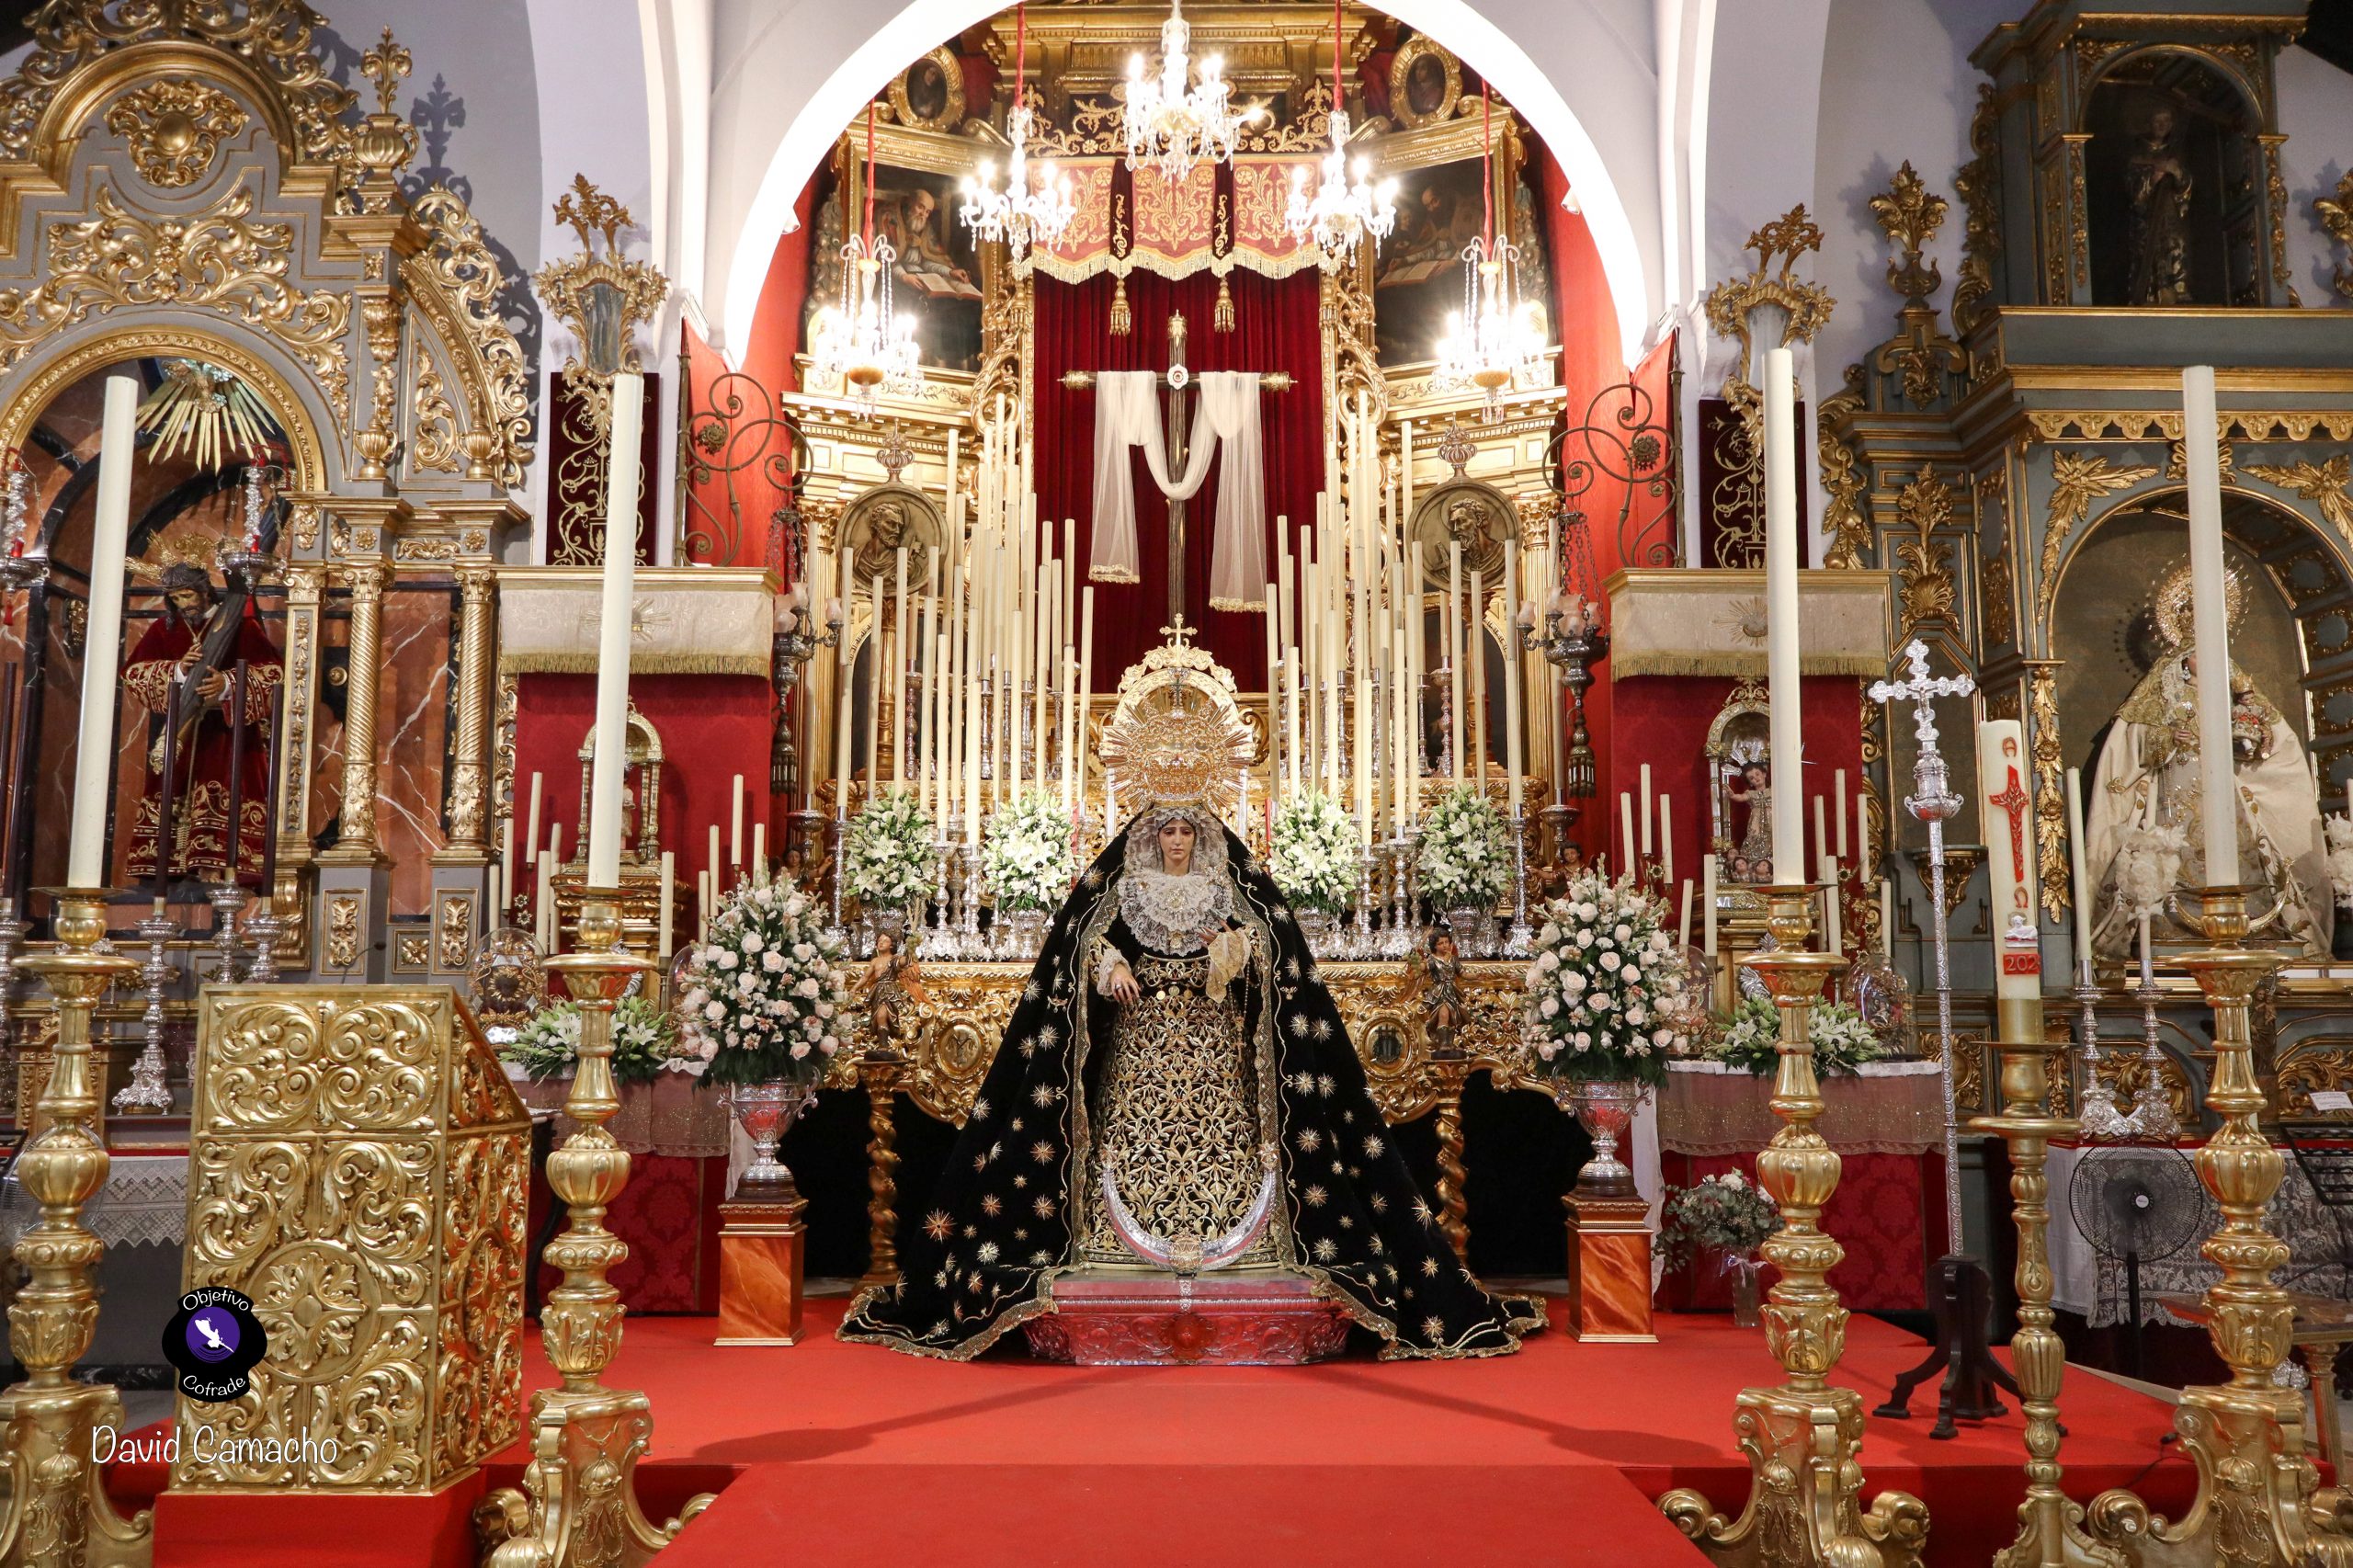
[514, 1071, 729, 1312]
[1656, 1060, 1948, 1312]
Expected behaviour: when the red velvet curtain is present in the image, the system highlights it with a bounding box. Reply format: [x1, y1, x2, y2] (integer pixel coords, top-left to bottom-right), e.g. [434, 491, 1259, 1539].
[1032, 268, 1324, 690]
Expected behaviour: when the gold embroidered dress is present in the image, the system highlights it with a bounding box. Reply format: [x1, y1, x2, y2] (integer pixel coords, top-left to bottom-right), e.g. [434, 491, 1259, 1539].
[1081, 865, 1276, 1265]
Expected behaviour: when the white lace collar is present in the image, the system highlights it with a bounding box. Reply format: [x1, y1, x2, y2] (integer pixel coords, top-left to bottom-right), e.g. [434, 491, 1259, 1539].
[1118, 867, 1232, 955]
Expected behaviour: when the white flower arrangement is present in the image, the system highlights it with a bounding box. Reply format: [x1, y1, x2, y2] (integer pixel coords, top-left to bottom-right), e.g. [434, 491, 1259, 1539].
[2327, 812, 2353, 911]
[1270, 789, 1361, 914]
[1711, 994, 1887, 1076]
[673, 881, 851, 1086]
[844, 788, 936, 908]
[1416, 785, 1511, 911]
[2112, 821, 2188, 919]
[1521, 871, 1692, 1085]
[504, 994, 693, 1085]
[983, 790, 1078, 914]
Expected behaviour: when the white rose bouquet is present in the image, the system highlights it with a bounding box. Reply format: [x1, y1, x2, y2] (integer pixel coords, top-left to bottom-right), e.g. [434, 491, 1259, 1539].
[1521, 871, 1691, 1086]
[1710, 994, 1885, 1076]
[505, 994, 691, 1085]
[983, 790, 1078, 914]
[2327, 812, 2353, 911]
[844, 788, 936, 909]
[674, 881, 850, 1086]
[1417, 784, 1511, 912]
[1270, 789, 1360, 914]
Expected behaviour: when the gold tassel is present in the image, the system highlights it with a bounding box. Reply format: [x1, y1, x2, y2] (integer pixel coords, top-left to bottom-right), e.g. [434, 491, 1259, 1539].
[1213, 273, 1234, 332]
[1109, 274, 1131, 335]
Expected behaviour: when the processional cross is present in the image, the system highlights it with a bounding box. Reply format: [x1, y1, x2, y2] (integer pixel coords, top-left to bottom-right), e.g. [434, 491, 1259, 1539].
[1062, 311, 1293, 626]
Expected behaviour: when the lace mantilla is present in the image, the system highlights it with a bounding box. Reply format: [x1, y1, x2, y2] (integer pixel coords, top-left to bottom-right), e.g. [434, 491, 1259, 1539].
[1117, 867, 1233, 955]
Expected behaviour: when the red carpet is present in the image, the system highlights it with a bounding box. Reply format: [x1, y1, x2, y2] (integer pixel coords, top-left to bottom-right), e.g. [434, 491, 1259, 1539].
[119, 1297, 2189, 1567]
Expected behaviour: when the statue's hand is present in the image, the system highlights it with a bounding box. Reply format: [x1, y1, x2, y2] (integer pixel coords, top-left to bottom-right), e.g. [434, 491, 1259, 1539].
[1106, 961, 1141, 1006]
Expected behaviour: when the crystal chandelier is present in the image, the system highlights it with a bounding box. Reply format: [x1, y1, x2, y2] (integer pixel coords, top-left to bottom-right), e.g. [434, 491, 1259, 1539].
[1433, 85, 1548, 419]
[1122, 0, 1265, 183]
[811, 103, 923, 414]
[1285, 0, 1396, 267]
[959, 5, 1074, 263]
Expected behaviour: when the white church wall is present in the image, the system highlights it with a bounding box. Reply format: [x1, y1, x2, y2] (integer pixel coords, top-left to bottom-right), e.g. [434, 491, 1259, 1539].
[2278, 45, 2353, 312]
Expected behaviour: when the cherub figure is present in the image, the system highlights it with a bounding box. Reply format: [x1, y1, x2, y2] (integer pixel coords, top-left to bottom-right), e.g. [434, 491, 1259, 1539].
[865, 931, 927, 1046]
[1411, 928, 1467, 1058]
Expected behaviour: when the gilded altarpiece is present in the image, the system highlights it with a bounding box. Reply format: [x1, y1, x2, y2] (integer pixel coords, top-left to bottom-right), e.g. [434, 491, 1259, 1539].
[0, 4, 529, 986]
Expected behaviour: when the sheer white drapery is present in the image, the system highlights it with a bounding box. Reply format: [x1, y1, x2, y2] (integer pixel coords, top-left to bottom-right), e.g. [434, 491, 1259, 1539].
[1086, 369, 1265, 611]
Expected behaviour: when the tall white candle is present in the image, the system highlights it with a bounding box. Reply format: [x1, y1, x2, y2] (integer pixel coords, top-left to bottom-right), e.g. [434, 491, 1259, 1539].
[1881, 878, 1894, 956]
[1640, 763, 1654, 856]
[2181, 365, 2238, 888]
[751, 822, 766, 886]
[1813, 795, 1828, 873]
[867, 570, 885, 786]
[1978, 718, 2042, 1006]
[1620, 792, 1636, 878]
[2065, 765, 2094, 971]
[584, 372, 643, 890]
[891, 547, 911, 783]
[708, 824, 721, 894]
[65, 375, 141, 887]
[1820, 853, 1842, 954]
[1661, 793, 1675, 886]
[658, 850, 674, 958]
[525, 772, 544, 877]
[1702, 853, 1718, 956]
[835, 551, 856, 816]
[1834, 768, 1848, 859]
[1470, 565, 1489, 785]
[1502, 536, 1523, 814]
[729, 773, 745, 869]
[1447, 540, 1465, 781]
[1762, 347, 1805, 877]
[1678, 880, 1694, 949]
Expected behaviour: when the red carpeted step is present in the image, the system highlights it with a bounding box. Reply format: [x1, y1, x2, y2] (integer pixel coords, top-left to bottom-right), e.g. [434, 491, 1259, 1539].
[660, 1460, 1709, 1566]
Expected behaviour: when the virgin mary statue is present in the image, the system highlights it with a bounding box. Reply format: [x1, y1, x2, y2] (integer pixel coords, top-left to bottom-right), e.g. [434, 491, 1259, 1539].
[842, 786, 1541, 1360]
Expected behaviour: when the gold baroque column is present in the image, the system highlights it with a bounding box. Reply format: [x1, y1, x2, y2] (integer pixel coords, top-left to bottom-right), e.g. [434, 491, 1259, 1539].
[271, 561, 324, 954]
[476, 897, 712, 1566]
[1659, 888, 1928, 1568]
[0, 893, 152, 1566]
[2086, 889, 2353, 1567]
[447, 565, 497, 851]
[1977, 1042, 2120, 1568]
[328, 560, 390, 859]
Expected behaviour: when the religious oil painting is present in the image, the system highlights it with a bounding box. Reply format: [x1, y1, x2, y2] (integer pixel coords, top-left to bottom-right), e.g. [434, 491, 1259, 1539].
[1372, 155, 1551, 366]
[807, 164, 985, 372]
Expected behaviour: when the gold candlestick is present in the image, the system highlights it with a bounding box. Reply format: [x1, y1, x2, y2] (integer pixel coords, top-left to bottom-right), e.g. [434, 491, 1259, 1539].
[1975, 1040, 2117, 1567]
[476, 895, 713, 1567]
[0, 890, 153, 1567]
[2086, 886, 2353, 1566]
[1659, 886, 1928, 1568]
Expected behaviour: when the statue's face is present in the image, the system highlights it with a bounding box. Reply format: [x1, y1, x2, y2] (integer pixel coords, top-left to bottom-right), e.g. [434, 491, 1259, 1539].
[872, 504, 905, 548]
[1158, 816, 1197, 875]
[1433, 935, 1457, 960]
[2148, 108, 2175, 141]
[166, 587, 207, 620]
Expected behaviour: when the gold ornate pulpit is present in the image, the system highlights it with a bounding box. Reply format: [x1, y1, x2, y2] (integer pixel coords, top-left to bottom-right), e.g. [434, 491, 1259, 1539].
[160, 987, 529, 1550]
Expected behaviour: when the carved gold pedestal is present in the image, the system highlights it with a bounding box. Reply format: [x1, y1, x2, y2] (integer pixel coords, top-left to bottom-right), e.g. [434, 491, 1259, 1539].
[477, 897, 714, 1567]
[0, 892, 153, 1568]
[2086, 888, 2353, 1568]
[859, 1051, 903, 1289]
[1658, 886, 1928, 1568]
[1976, 1043, 2122, 1568]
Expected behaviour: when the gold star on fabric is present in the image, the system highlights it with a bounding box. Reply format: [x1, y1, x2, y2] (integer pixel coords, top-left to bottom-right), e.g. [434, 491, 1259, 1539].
[977, 1242, 1000, 1263]
[1313, 1238, 1339, 1262]
[972, 1096, 993, 1121]
[1295, 1129, 1321, 1153]
[1033, 1195, 1057, 1218]
[1423, 1315, 1446, 1341]
[1421, 1256, 1439, 1277]
[1030, 1140, 1056, 1163]
[1303, 1185, 1327, 1207]
[981, 1195, 1003, 1217]
[924, 1210, 953, 1241]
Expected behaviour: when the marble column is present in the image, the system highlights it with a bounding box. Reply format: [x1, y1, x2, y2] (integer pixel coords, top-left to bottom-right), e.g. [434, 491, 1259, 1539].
[428, 564, 497, 985]
[316, 557, 392, 981]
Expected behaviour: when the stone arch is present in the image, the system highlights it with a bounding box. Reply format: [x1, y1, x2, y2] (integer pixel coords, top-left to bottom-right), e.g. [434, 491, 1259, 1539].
[713, 0, 1655, 364]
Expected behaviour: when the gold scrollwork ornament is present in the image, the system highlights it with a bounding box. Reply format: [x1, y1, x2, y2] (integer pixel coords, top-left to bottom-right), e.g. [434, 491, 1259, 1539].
[106, 78, 248, 189]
